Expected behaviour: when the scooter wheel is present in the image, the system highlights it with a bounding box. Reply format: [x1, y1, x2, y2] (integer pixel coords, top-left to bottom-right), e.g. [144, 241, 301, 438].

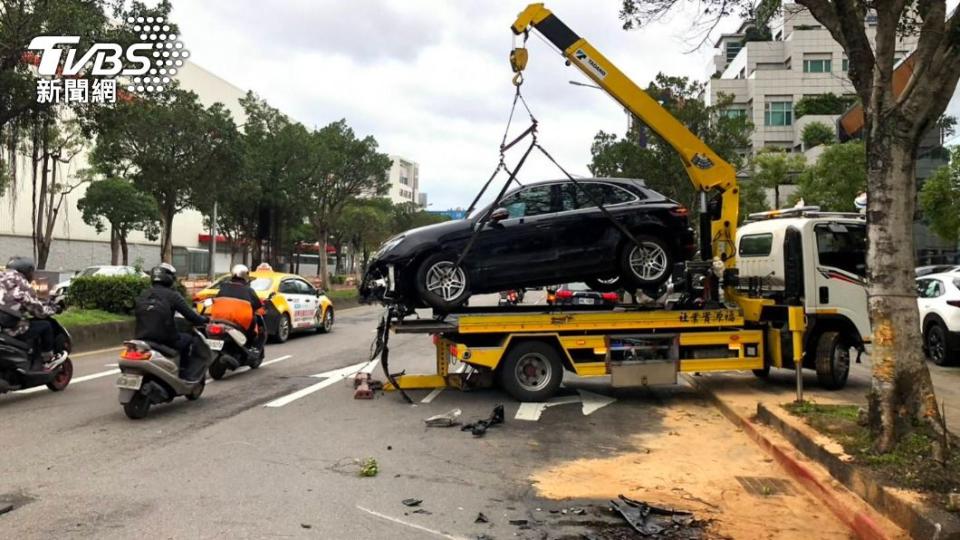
[186, 378, 205, 401]
[208, 361, 227, 380]
[123, 393, 151, 419]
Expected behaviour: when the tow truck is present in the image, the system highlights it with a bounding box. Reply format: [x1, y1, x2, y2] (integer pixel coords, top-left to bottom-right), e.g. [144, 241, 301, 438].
[374, 3, 869, 402]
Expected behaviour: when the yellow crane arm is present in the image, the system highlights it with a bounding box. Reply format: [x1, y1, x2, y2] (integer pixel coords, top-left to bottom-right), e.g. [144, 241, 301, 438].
[511, 3, 739, 264]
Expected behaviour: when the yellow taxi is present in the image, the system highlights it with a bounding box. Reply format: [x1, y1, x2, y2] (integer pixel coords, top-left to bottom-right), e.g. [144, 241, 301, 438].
[194, 268, 334, 343]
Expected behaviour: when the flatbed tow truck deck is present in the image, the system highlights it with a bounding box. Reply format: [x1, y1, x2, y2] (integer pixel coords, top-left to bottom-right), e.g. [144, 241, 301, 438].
[385, 305, 770, 401]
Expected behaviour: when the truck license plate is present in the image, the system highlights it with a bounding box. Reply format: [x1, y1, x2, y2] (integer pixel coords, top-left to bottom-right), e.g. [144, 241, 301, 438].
[207, 339, 224, 351]
[115, 374, 143, 390]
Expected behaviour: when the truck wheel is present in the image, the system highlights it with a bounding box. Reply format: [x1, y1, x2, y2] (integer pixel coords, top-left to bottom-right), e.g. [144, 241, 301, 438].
[415, 252, 471, 311]
[619, 235, 673, 288]
[815, 331, 851, 390]
[123, 393, 151, 420]
[498, 341, 564, 402]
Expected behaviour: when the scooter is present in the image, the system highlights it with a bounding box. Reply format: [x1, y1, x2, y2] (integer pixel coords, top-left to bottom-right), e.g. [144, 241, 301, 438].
[201, 298, 266, 380]
[116, 322, 211, 419]
[0, 306, 73, 395]
[498, 289, 525, 306]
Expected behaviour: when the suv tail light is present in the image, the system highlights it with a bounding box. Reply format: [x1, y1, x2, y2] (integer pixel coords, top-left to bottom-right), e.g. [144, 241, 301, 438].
[555, 290, 574, 299]
[669, 206, 689, 218]
[601, 292, 619, 302]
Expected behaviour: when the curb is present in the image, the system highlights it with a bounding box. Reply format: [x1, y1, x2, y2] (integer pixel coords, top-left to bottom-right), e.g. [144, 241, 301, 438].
[683, 374, 893, 540]
[66, 320, 135, 354]
[756, 403, 960, 540]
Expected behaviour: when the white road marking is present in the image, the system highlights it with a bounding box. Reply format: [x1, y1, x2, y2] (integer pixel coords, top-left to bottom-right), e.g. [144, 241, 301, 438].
[71, 346, 122, 358]
[421, 388, 444, 403]
[263, 361, 367, 408]
[358, 358, 379, 374]
[104, 363, 118, 367]
[260, 354, 292, 367]
[514, 390, 616, 421]
[355, 505, 468, 540]
[15, 368, 121, 394]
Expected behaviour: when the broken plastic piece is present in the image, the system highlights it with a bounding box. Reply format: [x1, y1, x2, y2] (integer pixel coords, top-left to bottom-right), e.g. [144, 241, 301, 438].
[402, 498, 422, 507]
[610, 494, 695, 536]
[461, 404, 505, 437]
[475, 512, 489, 523]
[425, 408, 462, 427]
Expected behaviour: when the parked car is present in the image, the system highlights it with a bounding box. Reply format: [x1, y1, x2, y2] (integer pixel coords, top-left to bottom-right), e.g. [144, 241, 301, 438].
[915, 264, 960, 277]
[194, 269, 334, 343]
[360, 178, 696, 311]
[916, 273, 960, 365]
[553, 282, 620, 307]
[52, 265, 145, 307]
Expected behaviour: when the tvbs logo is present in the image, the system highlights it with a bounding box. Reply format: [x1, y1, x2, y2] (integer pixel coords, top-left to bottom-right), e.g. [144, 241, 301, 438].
[28, 16, 189, 104]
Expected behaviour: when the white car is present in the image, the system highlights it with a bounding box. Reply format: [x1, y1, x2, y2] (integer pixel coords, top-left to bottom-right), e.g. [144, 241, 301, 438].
[916, 272, 960, 365]
[52, 265, 145, 305]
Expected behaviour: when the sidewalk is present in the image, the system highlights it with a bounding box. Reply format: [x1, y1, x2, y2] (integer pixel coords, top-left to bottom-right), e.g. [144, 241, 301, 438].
[691, 355, 960, 433]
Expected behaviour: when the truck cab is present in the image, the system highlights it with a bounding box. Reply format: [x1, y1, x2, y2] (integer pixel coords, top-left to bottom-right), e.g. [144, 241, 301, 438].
[737, 207, 869, 387]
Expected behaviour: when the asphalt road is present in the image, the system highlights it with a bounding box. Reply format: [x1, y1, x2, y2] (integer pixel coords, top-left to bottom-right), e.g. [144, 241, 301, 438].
[0, 293, 853, 539]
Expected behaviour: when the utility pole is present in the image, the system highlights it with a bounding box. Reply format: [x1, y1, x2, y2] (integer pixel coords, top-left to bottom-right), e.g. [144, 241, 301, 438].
[208, 201, 218, 280]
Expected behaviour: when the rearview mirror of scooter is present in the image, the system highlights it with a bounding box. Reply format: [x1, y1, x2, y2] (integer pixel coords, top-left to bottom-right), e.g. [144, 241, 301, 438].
[489, 207, 510, 223]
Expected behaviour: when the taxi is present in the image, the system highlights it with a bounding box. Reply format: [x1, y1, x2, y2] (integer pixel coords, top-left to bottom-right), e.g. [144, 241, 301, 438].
[194, 267, 334, 343]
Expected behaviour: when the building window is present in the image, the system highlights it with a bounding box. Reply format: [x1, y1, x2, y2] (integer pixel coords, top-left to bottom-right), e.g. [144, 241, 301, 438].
[400, 175, 409, 186]
[803, 56, 832, 73]
[764, 100, 793, 126]
[723, 107, 747, 119]
[842, 57, 848, 72]
[725, 41, 742, 63]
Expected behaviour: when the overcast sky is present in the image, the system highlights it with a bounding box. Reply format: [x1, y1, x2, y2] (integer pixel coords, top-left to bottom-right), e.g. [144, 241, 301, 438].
[167, 1, 741, 209]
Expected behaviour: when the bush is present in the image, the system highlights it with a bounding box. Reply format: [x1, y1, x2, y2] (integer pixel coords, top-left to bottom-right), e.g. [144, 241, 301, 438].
[67, 275, 188, 314]
[802, 121, 836, 148]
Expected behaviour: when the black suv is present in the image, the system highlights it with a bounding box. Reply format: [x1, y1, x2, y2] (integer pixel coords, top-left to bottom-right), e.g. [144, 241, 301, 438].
[360, 178, 695, 311]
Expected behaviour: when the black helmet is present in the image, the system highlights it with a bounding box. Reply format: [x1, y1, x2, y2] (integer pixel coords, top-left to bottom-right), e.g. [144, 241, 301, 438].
[6, 257, 36, 282]
[150, 263, 177, 287]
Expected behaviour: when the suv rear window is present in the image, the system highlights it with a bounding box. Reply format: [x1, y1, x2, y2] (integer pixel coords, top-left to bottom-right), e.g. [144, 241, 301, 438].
[739, 233, 773, 257]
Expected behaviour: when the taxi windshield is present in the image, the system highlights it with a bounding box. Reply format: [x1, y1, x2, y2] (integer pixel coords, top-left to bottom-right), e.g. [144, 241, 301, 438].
[250, 278, 273, 291]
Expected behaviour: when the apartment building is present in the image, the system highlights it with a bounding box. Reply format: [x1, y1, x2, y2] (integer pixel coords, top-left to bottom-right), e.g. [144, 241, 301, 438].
[385, 155, 422, 206]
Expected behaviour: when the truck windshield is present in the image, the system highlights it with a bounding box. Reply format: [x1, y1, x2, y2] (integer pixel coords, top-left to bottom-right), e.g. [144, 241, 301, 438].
[815, 223, 866, 277]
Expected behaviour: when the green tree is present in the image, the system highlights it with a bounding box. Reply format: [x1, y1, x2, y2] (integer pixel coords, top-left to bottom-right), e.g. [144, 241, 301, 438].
[749, 149, 806, 209]
[77, 178, 160, 265]
[793, 93, 857, 118]
[89, 87, 241, 263]
[589, 74, 751, 216]
[331, 198, 394, 273]
[391, 201, 449, 232]
[919, 147, 960, 243]
[620, 0, 960, 452]
[795, 141, 866, 211]
[801, 121, 836, 148]
[302, 120, 392, 286]
[738, 177, 770, 219]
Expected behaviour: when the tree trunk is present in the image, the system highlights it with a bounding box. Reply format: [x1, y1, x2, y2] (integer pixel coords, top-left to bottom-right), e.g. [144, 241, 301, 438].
[121, 235, 129, 266]
[317, 226, 329, 288]
[110, 227, 120, 265]
[865, 129, 944, 452]
[159, 206, 175, 264]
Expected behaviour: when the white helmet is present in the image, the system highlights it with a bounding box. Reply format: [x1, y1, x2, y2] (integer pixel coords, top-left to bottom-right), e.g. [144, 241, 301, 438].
[231, 264, 250, 281]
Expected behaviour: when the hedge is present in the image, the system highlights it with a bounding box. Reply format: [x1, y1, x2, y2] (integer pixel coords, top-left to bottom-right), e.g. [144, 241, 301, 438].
[67, 275, 187, 314]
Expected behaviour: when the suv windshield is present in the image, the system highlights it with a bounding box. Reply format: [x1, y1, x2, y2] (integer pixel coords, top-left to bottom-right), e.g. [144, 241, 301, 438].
[815, 223, 866, 277]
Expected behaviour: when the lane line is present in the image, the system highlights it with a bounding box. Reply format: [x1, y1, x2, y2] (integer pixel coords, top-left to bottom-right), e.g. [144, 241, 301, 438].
[260, 354, 292, 367]
[71, 346, 122, 358]
[355, 506, 468, 540]
[421, 388, 444, 403]
[15, 368, 120, 394]
[104, 363, 118, 367]
[264, 361, 367, 408]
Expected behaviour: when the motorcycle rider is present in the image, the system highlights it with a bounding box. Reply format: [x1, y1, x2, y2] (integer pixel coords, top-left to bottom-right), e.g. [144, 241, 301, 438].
[133, 263, 208, 381]
[0, 257, 59, 370]
[215, 264, 266, 350]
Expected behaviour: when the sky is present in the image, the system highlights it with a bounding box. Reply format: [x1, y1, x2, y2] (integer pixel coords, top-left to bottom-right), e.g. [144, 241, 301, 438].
[167, 1, 740, 210]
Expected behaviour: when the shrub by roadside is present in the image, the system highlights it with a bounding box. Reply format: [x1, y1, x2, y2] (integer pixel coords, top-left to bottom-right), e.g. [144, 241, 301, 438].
[57, 308, 132, 329]
[67, 275, 188, 314]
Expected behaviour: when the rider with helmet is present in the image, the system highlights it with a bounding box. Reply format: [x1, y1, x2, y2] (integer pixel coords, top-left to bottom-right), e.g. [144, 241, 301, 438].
[133, 263, 208, 381]
[0, 257, 59, 369]
[215, 264, 266, 351]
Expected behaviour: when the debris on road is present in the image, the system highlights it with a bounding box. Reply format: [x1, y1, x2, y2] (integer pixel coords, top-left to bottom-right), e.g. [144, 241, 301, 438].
[0, 503, 12, 516]
[462, 404, 504, 437]
[610, 495, 708, 537]
[425, 408, 462, 427]
[359, 457, 379, 477]
[300, 523, 312, 529]
[401, 498, 422, 507]
[474, 512, 489, 523]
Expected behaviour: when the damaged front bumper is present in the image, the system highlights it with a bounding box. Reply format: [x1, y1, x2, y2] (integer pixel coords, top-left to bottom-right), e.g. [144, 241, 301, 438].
[358, 262, 397, 305]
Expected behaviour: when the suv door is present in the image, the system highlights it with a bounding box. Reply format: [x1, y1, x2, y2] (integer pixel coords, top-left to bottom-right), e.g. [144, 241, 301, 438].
[553, 182, 641, 275]
[473, 184, 560, 287]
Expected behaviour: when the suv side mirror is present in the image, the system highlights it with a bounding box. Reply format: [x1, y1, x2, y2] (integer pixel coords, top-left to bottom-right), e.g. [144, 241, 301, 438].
[490, 207, 510, 223]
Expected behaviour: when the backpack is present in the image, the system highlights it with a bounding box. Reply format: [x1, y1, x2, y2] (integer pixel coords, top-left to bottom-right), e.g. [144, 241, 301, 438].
[134, 289, 176, 344]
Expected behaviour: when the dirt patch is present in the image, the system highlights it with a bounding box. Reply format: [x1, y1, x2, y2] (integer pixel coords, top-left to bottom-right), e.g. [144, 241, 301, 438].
[529, 401, 853, 539]
[785, 401, 960, 509]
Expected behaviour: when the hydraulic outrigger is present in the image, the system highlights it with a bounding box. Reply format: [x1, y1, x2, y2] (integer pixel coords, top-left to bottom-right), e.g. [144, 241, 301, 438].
[371, 3, 860, 402]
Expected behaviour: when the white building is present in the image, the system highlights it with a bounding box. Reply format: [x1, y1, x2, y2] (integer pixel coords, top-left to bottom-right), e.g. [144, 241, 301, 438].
[0, 61, 248, 275]
[706, 4, 916, 152]
[385, 155, 422, 206]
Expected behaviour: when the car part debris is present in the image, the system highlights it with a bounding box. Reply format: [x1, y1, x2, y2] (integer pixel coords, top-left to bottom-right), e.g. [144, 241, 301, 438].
[509, 519, 528, 526]
[610, 495, 700, 537]
[474, 512, 489, 523]
[411, 508, 432, 515]
[354, 372, 381, 399]
[402, 498, 422, 507]
[461, 404, 504, 437]
[359, 457, 379, 477]
[0, 503, 12, 516]
[425, 408, 462, 427]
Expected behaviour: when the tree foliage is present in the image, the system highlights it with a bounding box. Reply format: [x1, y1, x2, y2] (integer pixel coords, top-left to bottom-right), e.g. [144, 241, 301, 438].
[749, 148, 806, 209]
[801, 121, 836, 148]
[795, 141, 866, 211]
[589, 74, 751, 215]
[919, 147, 960, 244]
[77, 177, 160, 265]
[793, 93, 857, 119]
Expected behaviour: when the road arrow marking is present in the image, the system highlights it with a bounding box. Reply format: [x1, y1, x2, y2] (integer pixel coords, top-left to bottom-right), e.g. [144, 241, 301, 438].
[515, 390, 616, 421]
[264, 361, 367, 408]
